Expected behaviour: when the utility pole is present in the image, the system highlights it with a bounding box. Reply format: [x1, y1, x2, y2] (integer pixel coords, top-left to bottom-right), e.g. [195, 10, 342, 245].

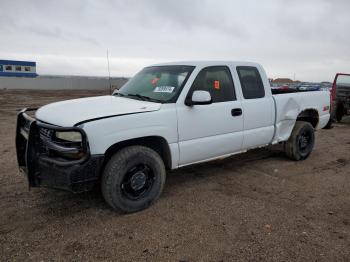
[107, 49, 112, 94]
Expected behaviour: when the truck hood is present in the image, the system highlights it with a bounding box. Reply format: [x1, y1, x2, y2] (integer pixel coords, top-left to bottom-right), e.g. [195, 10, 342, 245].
[36, 95, 162, 127]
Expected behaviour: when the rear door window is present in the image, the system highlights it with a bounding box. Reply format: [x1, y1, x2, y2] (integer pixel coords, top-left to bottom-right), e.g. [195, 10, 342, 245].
[237, 66, 265, 99]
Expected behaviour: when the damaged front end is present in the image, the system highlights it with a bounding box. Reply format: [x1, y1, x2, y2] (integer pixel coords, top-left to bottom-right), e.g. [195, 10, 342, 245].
[16, 108, 103, 193]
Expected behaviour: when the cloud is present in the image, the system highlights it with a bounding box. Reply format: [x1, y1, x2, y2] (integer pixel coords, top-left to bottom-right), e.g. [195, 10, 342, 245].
[0, 0, 349, 81]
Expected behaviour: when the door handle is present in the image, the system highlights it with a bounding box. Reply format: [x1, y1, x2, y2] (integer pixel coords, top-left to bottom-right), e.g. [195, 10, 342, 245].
[231, 108, 242, 116]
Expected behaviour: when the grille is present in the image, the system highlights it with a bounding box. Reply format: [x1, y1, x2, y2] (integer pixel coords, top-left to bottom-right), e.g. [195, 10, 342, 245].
[23, 119, 31, 132]
[38, 127, 54, 154]
[39, 127, 54, 140]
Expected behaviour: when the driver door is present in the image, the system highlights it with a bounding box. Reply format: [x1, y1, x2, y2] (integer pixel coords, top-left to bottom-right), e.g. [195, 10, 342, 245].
[177, 66, 244, 166]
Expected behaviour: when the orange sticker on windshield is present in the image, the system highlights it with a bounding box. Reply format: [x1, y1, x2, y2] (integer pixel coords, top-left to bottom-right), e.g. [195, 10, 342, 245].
[214, 80, 220, 89]
[151, 77, 160, 85]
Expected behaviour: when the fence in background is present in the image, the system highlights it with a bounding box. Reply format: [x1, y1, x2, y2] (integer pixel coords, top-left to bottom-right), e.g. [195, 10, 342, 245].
[0, 75, 128, 91]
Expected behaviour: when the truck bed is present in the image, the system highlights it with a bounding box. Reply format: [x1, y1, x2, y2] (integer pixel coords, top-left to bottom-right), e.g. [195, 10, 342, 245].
[272, 90, 330, 143]
[272, 89, 318, 95]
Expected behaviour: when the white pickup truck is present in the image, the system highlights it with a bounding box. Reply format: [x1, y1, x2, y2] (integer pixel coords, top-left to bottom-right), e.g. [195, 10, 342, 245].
[16, 61, 330, 213]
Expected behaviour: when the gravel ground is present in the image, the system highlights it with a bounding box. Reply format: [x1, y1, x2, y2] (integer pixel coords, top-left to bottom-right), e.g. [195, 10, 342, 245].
[0, 90, 349, 262]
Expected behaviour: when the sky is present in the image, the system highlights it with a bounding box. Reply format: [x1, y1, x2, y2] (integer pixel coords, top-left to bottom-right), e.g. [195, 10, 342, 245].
[0, 0, 349, 82]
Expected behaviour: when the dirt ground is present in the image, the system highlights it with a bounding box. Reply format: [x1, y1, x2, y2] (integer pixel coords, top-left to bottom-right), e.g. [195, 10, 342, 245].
[0, 89, 349, 262]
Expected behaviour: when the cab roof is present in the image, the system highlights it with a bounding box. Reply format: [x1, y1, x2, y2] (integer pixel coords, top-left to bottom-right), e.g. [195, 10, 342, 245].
[151, 60, 262, 68]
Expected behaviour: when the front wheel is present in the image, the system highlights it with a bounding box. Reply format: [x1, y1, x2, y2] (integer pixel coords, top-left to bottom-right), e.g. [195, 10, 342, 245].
[101, 146, 166, 213]
[284, 121, 315, 161]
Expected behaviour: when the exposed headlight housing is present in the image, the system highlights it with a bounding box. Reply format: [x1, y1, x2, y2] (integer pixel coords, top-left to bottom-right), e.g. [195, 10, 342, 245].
[38, 125, 88, 161]
[55, 131, 82, 142]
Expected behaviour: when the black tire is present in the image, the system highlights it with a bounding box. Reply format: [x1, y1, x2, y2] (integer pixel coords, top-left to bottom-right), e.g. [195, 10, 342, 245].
[101, 146, 166, 213]
[284, 121, 315, 161]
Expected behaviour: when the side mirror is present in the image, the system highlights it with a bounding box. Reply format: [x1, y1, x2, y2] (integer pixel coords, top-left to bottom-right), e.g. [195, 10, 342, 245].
[186, 90, 212, 106]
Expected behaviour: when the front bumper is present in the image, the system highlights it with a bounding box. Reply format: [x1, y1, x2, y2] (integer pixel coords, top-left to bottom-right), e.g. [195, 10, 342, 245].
[16, 108, 104, 193]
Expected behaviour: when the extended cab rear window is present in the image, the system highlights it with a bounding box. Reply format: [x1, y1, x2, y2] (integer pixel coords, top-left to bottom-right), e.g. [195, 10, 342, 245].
[237, 66, 265, 99]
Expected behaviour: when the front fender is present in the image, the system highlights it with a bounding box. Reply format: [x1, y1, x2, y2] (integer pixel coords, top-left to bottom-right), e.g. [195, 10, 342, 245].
[80, 106, 179, 167]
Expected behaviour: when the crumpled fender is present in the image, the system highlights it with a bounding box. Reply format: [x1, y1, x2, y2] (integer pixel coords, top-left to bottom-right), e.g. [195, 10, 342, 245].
[271, 92, 328, 144]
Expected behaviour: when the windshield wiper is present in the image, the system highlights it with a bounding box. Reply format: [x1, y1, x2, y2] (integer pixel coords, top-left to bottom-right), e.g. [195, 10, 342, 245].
[126, 94, 161, 103]
[113, 92, 126, 97]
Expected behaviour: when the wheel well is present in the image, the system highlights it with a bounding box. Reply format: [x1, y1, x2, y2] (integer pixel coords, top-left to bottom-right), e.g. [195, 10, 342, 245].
[296, 109, 319, 128]
[104, 136, 172, 170]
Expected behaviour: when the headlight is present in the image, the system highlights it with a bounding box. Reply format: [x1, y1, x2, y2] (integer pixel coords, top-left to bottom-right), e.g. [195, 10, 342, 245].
[38, 125, 88, 162]
[55, 131, 82, 142]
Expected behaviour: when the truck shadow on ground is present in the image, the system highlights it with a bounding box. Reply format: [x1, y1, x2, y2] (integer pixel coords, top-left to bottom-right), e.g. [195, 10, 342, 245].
[34, 145, 287, 217]
[35, 188, 109, 216]
[336, 115, 350, 125]
[163, 146, 286, 196]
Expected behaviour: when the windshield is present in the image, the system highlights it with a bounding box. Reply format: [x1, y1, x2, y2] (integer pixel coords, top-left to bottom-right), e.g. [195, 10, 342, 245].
[115, 65, 195, 103]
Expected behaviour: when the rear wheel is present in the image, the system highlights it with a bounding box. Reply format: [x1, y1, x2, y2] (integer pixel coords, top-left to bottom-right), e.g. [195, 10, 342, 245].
[284, 121, 315, 161]
[101, 146, 166, 213]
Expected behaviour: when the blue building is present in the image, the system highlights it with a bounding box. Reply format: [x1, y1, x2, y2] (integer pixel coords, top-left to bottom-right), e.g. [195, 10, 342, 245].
[0, 60, 38, 77]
